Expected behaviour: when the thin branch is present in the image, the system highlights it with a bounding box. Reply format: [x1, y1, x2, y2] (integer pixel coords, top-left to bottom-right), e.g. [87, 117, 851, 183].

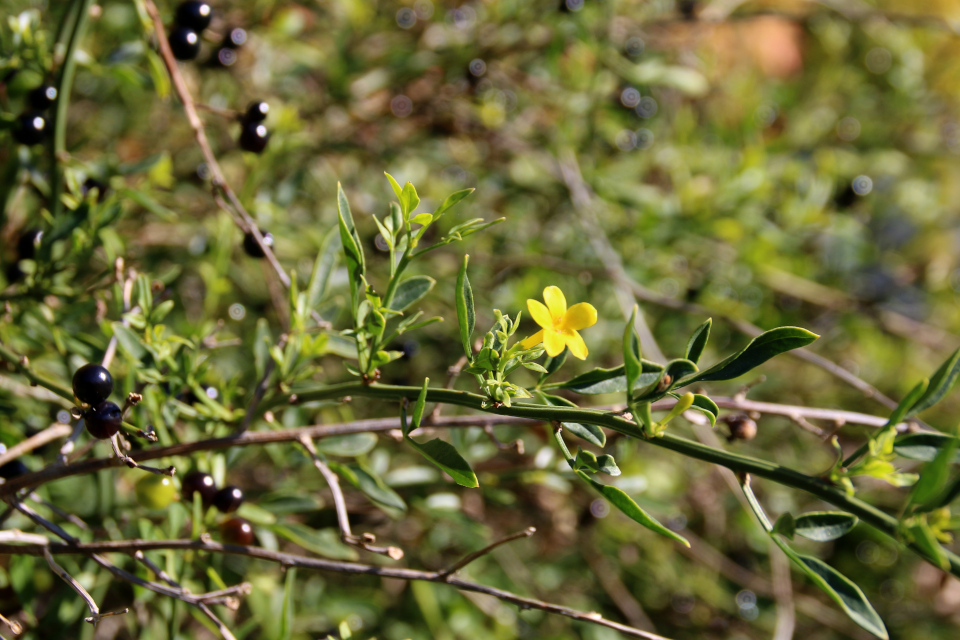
[298, 435, 403, 560]
[142, 0, 290, 288]
[43, 546, 129, 625]
[0, 424, 72, 469]
[437, 527, 537, 580]
[770, 539, 796, 640]
[1, 537, 674, 640]
[0, 612, 21, 636]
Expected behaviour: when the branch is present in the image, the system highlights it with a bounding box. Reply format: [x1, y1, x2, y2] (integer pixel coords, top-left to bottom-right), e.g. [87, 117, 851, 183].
[0, 423, 72, 469]
[437, 527, 536, 580]
[0, 537, 674, 640]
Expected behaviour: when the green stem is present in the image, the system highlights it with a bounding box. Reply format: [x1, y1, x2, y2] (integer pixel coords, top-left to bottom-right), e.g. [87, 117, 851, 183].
[0, 342, 74, 401]
[268, 380, 960, 577]
[49, 0, 95, 219]
[381, 251, 411, 312]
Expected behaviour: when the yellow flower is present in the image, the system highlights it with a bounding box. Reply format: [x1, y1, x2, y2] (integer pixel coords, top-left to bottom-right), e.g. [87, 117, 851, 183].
[520, 286, 597, 359]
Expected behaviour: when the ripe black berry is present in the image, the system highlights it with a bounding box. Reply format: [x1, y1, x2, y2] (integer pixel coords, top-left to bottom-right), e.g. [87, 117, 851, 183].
[27, 85, 58, 110]
[175, 1, 213, 32]
[213, 485, 244, 513]
[244, 101, 269, 122]
[81, 177, 109, 202]
[220, 517, 254, 545]
[243, 229, 274, 258]
[168, 26, 201, 60]
[72, 363, 114, 405]
[223, 27, 247, 48]
[17, 229, 43, 261]
[84, 401, 123, 439]
[13, 113, 47, 146]
[238, 121, 269, 153]
[181, 471, 218, 506]
[0, 459, 30, 480]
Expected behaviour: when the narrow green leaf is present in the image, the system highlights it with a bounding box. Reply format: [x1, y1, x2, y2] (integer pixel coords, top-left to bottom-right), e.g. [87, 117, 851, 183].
[910, 438, 959, 511]
[337, 183, 365, 315]
[684, 326, 819, 384]
[384, 172, 403, 199]
[112, 322, 147, 360]
[271, 523, 358, 560]
[332, 462, 407, 513]
[432, 188, 474, 220]
[539, 347, 568, 385]
[307, 230, 340, 310]
[791, 553, 889, 638]
[400, 181, 420, 217]
[773, 513, 796, 539]
[885, 379, 928, 430]
[541, 393, 606, 447]
[908, 347, 960, 417]
[685, 318, 712, 364]
[389, 275, 435, 312]
[689, 394, 719, 427]
[793, 512, 859, 541]
[894, 433, 960, 462]
[406, 437, 478, 488]
[549, 362, 663, 395]
[254, 318, 271, 379]
[908, 523, 949, 571]
[279, 567, 296, 640]
[314, 433, 378, 457]
[576, 471, 689, 546]
[623, 307, 642, 401]
[406, 378, 429, 437]
[455, 255, 475, 359]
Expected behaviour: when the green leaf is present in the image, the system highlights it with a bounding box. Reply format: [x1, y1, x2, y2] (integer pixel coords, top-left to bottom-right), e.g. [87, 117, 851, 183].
[332, 462, 407, 513]
[337, 183, 365, 316]
[885, 379, 928, 430]
[909, 437, 959, 511]
[406, 378, 429, 437]
[112, 322, 147, 360]
[576, 471, 689, 546]
[688, 394, 718, 427]
[549, 362, 663, 395]
[623, 307, 642, 400]
[773, 513, 796, 539]
[384, 172, 403, 200]
[314, 433, 378, 457]
[307, 230, 341, 310]
[684, 327, 819, 384]
[279, 567, 296, 640]
[541, 393, 606, 447]
[406, 437, 478, 488]
[389, 276, 435, 312]
[793, 512, 859, 541]
[907, 522, 949, 571]
[685, 318, 712, 364]
[894, 433, 960, 462]
[538, 348, 568, 385]
[400, 181, 420, 217]
[432, 188, 474, 220]
[908, 347, 960, 417]
[271, 523, 358, 560]
[455, 255, 475, 359]
[254, 317, 271, 380]
[791, 553, 889, 639]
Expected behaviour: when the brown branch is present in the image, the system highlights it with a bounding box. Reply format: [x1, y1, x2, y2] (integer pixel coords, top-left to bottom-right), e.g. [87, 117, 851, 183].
[142, 0, 290, 289]
[0, 537, 674, 640]
[298, 435, 403, 560]
[437, 527, 537, 580]
[0, 424, 72, 469]
[43, 546, 129, 625]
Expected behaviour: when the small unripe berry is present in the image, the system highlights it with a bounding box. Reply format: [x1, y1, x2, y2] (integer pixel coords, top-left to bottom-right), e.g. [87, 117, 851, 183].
[726, 415, 758, 442]
[85, 401, 123, 439]
[72, 363, 114, 405]
[220, 517, 255, 545]
[136, 475, 177, 509]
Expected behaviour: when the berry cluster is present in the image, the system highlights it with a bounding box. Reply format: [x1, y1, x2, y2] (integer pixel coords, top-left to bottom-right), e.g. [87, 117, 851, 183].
[12, 84, 57, 146]
[72, 363, 122, 439]
[180, 472, 253, 544]
[238, 101, 270, 154]
[168, 1, 213, 61]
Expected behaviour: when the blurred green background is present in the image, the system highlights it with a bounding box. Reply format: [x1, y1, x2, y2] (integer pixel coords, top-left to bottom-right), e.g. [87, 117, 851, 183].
[4, 0, 960, 638]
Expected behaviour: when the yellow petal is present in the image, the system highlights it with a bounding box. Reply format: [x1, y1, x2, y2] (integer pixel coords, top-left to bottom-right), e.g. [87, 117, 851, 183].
[527, 299, 552, 329]
[543, 329, 566, 357]
[542, 286, 567, 319]
[563, 329, 588, 360]
[520, 329, 544, 350]
[562, 302, 598, 331]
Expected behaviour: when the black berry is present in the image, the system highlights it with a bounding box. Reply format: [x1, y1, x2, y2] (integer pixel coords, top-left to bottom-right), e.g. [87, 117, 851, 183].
[72, 363, 114, 405]
[244, 101, 269, 122]
[243, 229, 273, 258]
[175, 1, 213, 32]
[168, 27, 201, 60]
[223, 27, 247, 48]
[0, 459, 30, 480]
[213, 485, 244, 513]
[181, 471, 218, 506]
[84, 401, 122, 439]
[13, 113, 47, 146]
[17, 229, 43, 261]
[27, 84, 58, 110]
[81, 177, 109, 202]
[238, 121, 269, 153]
[220, 517, 254, 545]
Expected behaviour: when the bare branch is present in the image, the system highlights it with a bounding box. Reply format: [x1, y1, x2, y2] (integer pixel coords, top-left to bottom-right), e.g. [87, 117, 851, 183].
[0, 424, 72, 469]
[437, 527, 537, 580]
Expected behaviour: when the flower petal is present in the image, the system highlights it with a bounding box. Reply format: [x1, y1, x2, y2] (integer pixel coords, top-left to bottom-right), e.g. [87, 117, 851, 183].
[563, 329, 588, 360]
[543, 329, 566, 357]
[563, 302, 598, 331]
[527, 299, 553, 329]
[542, 286, 567, 319]
[520, 330, 544, 350]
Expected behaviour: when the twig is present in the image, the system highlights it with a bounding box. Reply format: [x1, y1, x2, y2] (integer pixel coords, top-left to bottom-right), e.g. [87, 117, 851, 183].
[0, 424, 72, 469]
[0, 612, 21, 636]
[2, 537, 673, 640]
[482, 424, 524, 454]
[142, 0, 290, 288]
[298, 435, 403, 560]
[437, 527, 537, 580]
[770, 539, 796, 640]
[43, 546, 129, 625]
[108, 432, 174, 476]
